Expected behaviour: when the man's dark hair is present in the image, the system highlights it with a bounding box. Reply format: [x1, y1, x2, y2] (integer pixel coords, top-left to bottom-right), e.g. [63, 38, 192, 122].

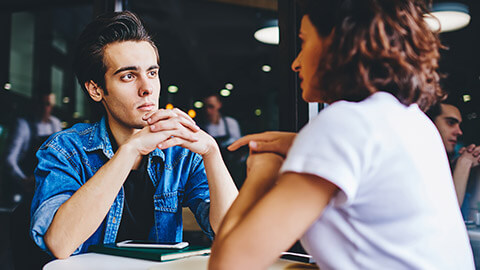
[73, 11, 158, 117]
[425, 100, 459, 122]
[297, 0, 444, 111]
[203, 93, 222, 102]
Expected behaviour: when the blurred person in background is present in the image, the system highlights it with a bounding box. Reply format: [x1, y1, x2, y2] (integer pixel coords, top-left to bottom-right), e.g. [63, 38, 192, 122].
[4, 91, 62, 270]
[201, 93, 244, 186]
[4, 91, 62, 202]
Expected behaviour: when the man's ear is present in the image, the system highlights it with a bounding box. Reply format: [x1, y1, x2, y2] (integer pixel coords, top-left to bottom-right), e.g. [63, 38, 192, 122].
[85, 80, 103, 102]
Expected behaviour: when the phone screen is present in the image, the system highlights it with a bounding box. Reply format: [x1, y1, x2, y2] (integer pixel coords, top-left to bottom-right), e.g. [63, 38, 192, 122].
[116, 240, 189, 249]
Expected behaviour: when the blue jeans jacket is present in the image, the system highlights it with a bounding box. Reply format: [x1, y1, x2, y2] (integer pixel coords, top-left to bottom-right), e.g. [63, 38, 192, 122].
[30, 117, 213, 255]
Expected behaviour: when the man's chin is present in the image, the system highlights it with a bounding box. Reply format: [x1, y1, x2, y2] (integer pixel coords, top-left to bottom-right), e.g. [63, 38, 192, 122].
[132, 121, 148, 130]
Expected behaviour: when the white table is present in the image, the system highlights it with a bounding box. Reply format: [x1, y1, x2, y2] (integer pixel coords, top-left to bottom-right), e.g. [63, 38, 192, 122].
[43, 253, 317, 270]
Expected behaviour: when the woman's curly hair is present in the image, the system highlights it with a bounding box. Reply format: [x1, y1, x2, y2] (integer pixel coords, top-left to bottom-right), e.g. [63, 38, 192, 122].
[298, 0, 444, 110]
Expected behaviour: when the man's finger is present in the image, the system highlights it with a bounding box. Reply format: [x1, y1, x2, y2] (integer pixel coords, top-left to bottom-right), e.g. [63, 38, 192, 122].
[145, 109, 177, 124]
[153, 128, 199, 144]
[158, 137, 185, 150]
[172, 108, 197, 125]
[150, 117, 199, 132]
[467, 144, 476, 152]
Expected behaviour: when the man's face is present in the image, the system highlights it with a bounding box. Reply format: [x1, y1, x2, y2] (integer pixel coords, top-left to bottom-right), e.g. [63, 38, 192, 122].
[41, 93, 56, 116]
[204, 96, 221, 120]
[101, 41, 160, 129]
[434, 104, 463, 154]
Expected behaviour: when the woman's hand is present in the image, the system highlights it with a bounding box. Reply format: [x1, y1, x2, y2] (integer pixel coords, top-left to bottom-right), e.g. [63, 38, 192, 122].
[228, 131, 297, 157]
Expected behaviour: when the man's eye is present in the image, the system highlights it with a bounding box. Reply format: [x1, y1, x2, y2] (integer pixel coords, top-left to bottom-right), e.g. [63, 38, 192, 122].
[148, 70, 158, 77]
[121, 74, 134, 80]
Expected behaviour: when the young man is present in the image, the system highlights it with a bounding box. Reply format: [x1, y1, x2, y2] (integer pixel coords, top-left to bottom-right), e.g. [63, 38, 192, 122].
[30, 11, 238, 259]
[427, 102, 480, 212]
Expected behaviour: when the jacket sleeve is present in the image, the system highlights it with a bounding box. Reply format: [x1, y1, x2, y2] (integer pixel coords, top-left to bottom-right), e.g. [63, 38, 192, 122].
[30, 137, 85, 255]
[182, 153, 214, 239]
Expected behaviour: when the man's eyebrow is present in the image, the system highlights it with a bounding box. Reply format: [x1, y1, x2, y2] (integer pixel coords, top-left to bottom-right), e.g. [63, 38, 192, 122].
[444, 116, 461, 124]
[113, 66, 138, 75]
[147, 65, 160, 70]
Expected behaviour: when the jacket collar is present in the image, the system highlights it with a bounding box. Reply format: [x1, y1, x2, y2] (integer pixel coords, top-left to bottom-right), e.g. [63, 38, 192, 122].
[83, 117, 165, 161]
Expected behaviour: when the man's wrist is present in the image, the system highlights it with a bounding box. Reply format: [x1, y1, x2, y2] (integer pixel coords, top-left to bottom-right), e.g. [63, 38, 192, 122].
[202, 141, 221, 160]
[456, 156, 474, 169]
[118, 141, 141, 158]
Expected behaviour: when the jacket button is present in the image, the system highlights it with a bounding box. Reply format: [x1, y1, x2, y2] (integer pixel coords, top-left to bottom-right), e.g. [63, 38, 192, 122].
[113, 217, 116, 223]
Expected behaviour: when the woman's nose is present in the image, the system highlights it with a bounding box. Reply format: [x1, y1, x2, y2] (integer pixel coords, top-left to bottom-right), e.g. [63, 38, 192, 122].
[291, 52, 302, 72]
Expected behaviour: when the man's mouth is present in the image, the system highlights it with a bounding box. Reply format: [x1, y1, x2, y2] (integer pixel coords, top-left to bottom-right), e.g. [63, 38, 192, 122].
[137, 103, 156, 111]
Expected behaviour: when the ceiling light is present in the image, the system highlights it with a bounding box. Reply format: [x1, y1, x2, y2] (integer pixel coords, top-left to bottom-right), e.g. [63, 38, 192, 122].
[4, 82, 11, 90]
[424, 2, 470, 32]
[194, 101, 204, 108]
[188, 109, 196, 118]
[168, 85, 179, 93]
[254, 26, 279, 45]
[463, 94, 471, 102]
[262, 65, 272, 73]
[225, 83, 234, 90]
[219, 89, 231, 97]
[254, 109, 262, 116]
[166, 103, 174, 110]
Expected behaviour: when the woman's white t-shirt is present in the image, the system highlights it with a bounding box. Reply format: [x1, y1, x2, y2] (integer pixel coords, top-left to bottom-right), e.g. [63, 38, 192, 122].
[280, 92, 474, 270]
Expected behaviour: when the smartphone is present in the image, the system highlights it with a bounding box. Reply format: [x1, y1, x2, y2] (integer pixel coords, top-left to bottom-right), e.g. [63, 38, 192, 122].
[116, 240, 189, 249]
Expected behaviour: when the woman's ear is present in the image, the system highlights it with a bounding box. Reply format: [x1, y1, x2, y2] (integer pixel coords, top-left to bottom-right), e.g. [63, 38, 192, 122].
[85, 80, 103, 102]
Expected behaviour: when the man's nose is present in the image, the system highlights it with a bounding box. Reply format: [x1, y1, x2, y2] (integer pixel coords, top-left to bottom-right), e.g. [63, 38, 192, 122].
[138, 76, 153, 97]
[454, 125, 463, 137]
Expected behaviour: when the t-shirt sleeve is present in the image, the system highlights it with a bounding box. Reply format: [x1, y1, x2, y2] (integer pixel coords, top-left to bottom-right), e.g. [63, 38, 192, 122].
[280, 103, 375, 206]
[30, 137, 84, 254]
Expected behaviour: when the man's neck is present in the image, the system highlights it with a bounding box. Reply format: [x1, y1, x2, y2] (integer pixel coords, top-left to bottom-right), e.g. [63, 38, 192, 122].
[107, 118, 140, 148]
[107, 118, 143, 170]
[41, 114, 50, 123]
[209, 114, 221, 125]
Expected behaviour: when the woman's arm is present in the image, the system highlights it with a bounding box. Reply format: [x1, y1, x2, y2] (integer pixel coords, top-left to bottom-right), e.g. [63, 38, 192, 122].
[209, 167, 337, 270]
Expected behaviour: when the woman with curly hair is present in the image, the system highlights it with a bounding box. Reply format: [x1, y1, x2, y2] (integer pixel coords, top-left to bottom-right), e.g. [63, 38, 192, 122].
[209, 0, 474, 269]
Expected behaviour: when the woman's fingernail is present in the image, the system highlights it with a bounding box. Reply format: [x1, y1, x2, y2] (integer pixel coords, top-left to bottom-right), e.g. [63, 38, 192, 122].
[150, 125, 155, 131]
[249, 141, 257, 148]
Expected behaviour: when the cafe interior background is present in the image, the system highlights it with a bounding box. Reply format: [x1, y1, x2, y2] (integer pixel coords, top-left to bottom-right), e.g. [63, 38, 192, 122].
[0, 0, 478, 269]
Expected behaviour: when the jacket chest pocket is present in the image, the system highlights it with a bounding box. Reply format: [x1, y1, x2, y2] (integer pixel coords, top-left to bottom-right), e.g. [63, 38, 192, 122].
[154, 191, 183, 213]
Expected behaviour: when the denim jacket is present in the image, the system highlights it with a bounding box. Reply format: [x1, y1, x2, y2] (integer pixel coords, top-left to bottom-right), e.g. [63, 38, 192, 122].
[30, 117, 213, 255]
